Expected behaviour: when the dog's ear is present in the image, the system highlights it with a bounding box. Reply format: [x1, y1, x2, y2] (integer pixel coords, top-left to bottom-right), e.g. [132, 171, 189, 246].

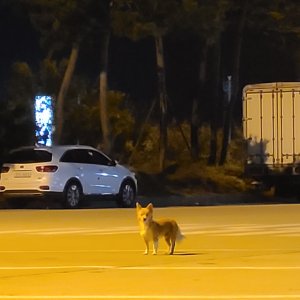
[136, 202, 142, 210]
[147, 203, 153, 211]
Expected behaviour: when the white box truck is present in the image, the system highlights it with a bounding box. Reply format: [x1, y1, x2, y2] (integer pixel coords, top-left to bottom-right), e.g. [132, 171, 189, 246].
[243, 82, 300, 195]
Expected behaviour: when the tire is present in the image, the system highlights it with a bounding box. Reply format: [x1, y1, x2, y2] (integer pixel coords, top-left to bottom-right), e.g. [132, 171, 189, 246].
[117, 180, 136, 208]
[64, 181, 82, 209]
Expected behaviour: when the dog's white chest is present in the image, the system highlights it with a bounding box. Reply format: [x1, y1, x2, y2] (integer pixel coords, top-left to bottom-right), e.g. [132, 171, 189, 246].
[140, 226, 153, 240]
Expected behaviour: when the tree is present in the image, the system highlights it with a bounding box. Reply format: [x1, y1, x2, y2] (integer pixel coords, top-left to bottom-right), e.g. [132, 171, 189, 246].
[65, 88, 135, 159]
[270, 0, 300, 76]
[112, 0, 181, 170]
[179, 1, 209, 160]
[98, 1, 113, 154]
[55, 43, 80, 144]
[4, 62, 35, 148]
[219, 0, 297, 165]
[23, 0, 104, 144]
[178, 0, 230, 162]
[219, 0, 249, 165]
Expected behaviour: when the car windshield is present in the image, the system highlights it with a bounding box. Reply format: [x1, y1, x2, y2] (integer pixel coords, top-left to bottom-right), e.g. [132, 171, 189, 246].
[6, 149, 52, 163]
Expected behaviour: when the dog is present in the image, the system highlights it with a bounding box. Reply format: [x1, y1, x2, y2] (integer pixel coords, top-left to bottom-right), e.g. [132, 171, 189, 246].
[136, 202, 184, 255]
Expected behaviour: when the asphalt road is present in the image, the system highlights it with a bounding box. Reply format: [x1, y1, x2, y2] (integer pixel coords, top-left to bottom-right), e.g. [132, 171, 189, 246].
[0, 204, 299, 299]
[1, 191, 299, 209]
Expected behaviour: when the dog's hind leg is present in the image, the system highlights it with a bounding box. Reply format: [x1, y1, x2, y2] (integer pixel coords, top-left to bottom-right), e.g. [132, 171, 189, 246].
[169, 240, 175, 255]
[165, 236, 172, 254]
[153, 239, 158, 255]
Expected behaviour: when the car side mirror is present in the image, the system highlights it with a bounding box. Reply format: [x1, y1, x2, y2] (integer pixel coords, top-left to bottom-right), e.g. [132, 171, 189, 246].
[108, 160, 116, 166]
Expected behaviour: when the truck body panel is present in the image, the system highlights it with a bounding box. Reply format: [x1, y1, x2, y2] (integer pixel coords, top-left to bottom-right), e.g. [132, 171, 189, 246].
[243, 82, 300, 183]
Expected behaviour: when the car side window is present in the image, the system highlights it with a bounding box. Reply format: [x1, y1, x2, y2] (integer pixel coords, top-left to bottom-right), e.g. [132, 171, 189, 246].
[61, 150, 74, 162]
[61, 149, 87, 163]
[61, 149, 112, 166]
[88, 150, 112, 166]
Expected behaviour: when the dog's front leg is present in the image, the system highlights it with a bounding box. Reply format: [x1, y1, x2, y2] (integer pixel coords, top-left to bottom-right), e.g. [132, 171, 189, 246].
[152, 239, 158, 255]
[144, 239, 149, 255]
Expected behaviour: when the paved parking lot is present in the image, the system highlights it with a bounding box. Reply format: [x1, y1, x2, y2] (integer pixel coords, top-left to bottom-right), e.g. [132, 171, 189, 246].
[1, 191, 299, 210]
[0, 204, 299, 299]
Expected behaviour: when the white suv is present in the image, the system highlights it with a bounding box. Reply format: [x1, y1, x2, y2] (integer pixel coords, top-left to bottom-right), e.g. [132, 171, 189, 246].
[0, 145, 137, 208]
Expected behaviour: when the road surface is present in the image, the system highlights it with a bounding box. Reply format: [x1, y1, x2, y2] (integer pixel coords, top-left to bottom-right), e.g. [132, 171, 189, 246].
[0, 204, 299, 299]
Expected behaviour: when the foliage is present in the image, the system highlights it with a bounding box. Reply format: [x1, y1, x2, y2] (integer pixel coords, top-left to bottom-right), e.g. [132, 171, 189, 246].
[180, 0, 230, 39]
[2, 0, 300, 194]
[130, 122, 244, 168]
[112, 0, 181, 39]
[22, 0, 106, 56]
[63, 89, 135, 158]
[108, 91, 135, 155]
[38, 58, 61, 94]
[133, 122, 247, 195]
[6, 62, 34, 100]
[2, 62, 36, 150]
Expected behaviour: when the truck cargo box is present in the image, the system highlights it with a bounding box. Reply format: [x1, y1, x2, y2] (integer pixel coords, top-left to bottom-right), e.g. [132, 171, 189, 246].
[243, 82, 300, 185]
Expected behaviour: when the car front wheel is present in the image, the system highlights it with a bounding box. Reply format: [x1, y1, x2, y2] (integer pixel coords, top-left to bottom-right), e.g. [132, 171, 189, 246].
[117, 181, 136, 208]
[64, 181, 82, 208]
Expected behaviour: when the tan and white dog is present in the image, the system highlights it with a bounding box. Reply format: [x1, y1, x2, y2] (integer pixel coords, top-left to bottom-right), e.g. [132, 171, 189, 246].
[136, 202, 184, 255]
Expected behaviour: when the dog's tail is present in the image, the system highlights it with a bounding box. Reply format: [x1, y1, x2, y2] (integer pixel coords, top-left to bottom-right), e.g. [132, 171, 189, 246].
[176, 227, 185, 242]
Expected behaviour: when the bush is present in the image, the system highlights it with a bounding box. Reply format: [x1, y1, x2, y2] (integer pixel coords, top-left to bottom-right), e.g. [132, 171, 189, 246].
[130, 122, 248, 196]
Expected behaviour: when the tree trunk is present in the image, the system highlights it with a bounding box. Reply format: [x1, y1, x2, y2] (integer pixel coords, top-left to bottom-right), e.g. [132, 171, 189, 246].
[208, 38, 221, 166]
[54, 43, 79, 144]
[190, 98, 199, 160]
[191, 42, 209, 160]
[219, 76, 232, 165]
[155, 33, 168, 172]
[99, 31, 111, 154]
[219, 0, 248, 165]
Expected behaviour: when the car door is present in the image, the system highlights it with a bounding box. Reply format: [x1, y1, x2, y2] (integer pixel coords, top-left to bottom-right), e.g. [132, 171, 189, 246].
[85, 149, 120, 195]
[60, 149, 92, 193]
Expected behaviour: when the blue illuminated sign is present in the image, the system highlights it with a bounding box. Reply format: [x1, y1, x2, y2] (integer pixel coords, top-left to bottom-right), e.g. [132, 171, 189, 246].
[35, 96, 53, 146]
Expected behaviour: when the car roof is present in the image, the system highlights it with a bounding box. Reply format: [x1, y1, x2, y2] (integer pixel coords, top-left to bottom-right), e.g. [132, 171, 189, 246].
[10, 145, 98, 157]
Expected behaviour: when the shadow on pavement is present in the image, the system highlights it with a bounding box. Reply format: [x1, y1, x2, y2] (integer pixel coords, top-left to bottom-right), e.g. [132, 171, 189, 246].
[173, 252, 202, 256]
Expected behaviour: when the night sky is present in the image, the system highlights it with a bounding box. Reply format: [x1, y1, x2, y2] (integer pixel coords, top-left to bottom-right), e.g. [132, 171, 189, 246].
[0, 4, 40, 90]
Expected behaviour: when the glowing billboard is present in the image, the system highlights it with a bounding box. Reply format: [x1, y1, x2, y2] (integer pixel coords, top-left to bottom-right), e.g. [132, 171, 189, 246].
[35, 96, 53, 146]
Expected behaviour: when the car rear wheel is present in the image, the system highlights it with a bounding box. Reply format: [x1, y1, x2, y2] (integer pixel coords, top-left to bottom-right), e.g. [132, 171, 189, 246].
[117, 181, 136, 208]
[64, 181, 82, 208]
